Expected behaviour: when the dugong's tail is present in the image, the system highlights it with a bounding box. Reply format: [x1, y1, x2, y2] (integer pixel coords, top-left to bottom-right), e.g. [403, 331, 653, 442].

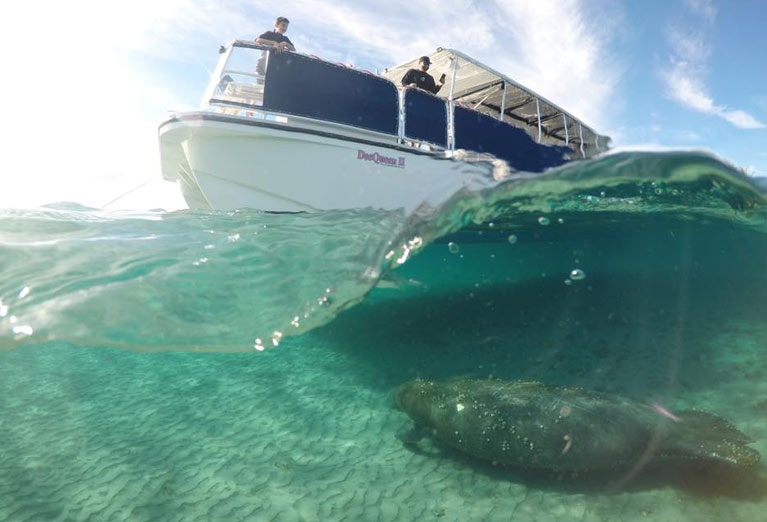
[659, 409, 760, 467]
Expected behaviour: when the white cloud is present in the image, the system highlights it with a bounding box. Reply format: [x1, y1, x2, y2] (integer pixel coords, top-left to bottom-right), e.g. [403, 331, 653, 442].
[683, 0, 717, 22]
[285, 0, 622, 132]
[481, 0, 622, 132]
[270, 0, 499, 67]
[718, 109, 766, 130]
[679, 130, 703, 141]
[662, 2, 765, 130]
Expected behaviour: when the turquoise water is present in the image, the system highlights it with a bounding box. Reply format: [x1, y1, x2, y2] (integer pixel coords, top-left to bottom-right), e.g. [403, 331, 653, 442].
[1, 151, 766, 521]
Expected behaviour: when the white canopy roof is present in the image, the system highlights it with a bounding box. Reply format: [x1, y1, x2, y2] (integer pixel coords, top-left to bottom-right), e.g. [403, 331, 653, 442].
[383, 48, 610, 157]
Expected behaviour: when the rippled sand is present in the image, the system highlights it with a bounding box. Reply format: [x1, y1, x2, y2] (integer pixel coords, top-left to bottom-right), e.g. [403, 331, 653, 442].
[1, 271, 765, 522]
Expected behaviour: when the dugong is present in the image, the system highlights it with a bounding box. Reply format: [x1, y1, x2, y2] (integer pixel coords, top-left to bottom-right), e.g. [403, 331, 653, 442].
[394, 378, 760, 471]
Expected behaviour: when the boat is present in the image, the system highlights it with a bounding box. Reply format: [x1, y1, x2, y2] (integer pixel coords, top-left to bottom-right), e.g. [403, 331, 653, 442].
[158, 42, 611, 212]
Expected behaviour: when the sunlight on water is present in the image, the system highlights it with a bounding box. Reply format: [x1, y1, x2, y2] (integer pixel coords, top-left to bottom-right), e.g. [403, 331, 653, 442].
[1, 151, 763, 353]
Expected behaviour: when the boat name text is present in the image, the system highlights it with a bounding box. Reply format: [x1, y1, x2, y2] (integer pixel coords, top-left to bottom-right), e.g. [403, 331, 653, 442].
[357, 150, 405, 168]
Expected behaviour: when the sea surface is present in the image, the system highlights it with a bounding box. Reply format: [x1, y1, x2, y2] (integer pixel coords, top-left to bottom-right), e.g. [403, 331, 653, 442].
[1, 151, 766, 521]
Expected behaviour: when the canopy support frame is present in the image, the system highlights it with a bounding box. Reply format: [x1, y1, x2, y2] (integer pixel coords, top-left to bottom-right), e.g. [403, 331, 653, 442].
[536, 98, 542, 143]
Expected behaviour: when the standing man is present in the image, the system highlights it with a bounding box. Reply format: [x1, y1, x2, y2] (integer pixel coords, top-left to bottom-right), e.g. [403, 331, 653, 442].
[256, 16, 296, 53]
[401, 56, 445, 94]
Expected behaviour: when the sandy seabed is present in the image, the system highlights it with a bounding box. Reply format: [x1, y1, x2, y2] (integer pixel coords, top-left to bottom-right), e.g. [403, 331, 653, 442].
[1, 277, 766, 522]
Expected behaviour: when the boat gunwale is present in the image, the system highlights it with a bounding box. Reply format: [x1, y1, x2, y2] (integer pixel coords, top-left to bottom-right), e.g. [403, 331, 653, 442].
[158, 111, 448, 160]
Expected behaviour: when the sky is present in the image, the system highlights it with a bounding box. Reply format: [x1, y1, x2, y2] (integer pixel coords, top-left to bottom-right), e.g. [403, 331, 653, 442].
[1, 0, 765, 210]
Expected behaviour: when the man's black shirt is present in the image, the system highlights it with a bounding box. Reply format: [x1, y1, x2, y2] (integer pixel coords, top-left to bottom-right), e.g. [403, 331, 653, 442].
[257, 30, 294, 46]
[401, 68, 442, 94]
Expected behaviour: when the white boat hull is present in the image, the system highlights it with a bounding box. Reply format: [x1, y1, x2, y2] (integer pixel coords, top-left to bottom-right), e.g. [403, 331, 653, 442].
[159, 113, 498, 213]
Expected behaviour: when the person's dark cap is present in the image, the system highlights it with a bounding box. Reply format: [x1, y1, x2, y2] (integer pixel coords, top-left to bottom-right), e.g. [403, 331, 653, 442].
[419, 56, 431, 64]
[276, 16, 290, 25]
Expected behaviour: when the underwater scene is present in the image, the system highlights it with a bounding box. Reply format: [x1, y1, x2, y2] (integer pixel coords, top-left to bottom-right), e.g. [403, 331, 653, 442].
[1, 151, 766, 521]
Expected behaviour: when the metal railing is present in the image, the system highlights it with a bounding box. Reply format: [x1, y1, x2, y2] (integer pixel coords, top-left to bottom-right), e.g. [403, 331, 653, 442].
[202, 42, 607, 158]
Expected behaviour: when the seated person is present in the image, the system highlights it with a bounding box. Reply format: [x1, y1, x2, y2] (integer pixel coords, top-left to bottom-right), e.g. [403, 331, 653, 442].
[401, 56, 445, 94]
[256, 16, 296, 53]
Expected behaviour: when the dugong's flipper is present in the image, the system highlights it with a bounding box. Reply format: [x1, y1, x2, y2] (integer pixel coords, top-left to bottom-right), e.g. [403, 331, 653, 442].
[659, 409, 760, 467]
[396, 423, 429, 446]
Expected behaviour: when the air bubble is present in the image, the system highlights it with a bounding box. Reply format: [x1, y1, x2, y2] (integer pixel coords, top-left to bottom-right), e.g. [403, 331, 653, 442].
[507, 234, 518, 244]
[13, 325, 33, 336]
[448, 242, 460, 254]
[538, 217, 550, 226]
[569, 269, 586, 281]
[408, 236, 424, 249]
